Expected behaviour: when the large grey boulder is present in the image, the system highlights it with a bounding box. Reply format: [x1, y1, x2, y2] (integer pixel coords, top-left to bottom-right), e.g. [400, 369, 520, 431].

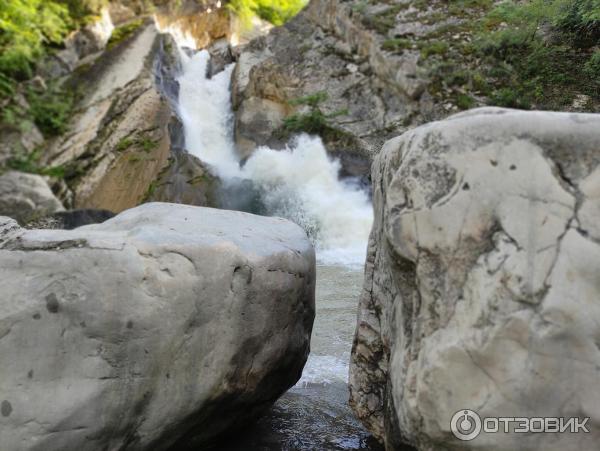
[0, 202, 315, 450]
[350, 108, 600, 450]
[0, 171, 64, 224]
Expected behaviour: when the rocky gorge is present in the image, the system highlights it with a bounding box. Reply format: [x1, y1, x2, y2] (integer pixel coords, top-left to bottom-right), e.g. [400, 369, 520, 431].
[0, 0, 599, 450]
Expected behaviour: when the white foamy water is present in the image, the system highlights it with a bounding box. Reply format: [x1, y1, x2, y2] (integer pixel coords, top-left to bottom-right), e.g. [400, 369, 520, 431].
[296, 355, 349, 386]
[177, 50, 373, 267]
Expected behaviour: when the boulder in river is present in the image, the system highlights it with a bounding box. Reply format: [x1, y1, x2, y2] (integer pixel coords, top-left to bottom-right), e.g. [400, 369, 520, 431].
[0, 202, 315, 450]
[350, 107, 600, 450]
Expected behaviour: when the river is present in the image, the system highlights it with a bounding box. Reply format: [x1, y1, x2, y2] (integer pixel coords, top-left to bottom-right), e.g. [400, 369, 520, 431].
[175, 45, 381, 450]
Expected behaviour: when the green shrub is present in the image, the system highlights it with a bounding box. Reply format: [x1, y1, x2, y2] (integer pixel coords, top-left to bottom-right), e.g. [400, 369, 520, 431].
[490, 87, 531, 109]
[228, 0, 307, 26]
[584, 50, 600, 78]
[283, 109, 329, 135]
[7, 148, 65, 178]
[420, 41, 449, 58]
[57, 0, 106, 23]
[382, 38, 412, 53]
[26, 84, 75, 136]
[107, 19, 144, 50]
[0, 0, 72, 79]
[483, 0, 600, 43]
[472, 0, 598, 110]
[455, 93, 475, 110]
[289, 91, 328, 107]
[280, 91, 348, 138]
[553, 0, 600, 42]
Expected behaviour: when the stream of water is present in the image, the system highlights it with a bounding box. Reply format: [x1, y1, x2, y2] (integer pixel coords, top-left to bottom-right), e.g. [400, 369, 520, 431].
[176, 48, 380, 450]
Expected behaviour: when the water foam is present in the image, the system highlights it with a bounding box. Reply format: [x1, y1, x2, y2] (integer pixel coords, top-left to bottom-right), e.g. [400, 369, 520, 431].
[177, 50, 373, 267]
[295, 354, 349, 386]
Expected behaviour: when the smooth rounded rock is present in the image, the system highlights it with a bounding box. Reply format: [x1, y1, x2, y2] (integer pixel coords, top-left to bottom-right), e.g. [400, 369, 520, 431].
[0, 202, 315, 451]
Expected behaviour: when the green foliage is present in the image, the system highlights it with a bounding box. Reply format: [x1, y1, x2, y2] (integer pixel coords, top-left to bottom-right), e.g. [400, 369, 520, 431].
[455, 93, 476, 110]
[26, 83, 75, 136]
[420, 41, 449, 58]
[471, 0, 599, 110]
[1, 79, 74, 138]
[0, 0, 72, 79]
[281, 91, 348, 138]
[283, 109, 329, 135]
[7, 148, 65, 178]
[289, 91, 328, 107]
[26, 84, 75, 136]
[448, 0, 493, 16]
[490, 87, 532, 109]
[584, 50, 600, 78]
[57, 0, 106, 23]
[116, 137, 134, 152]
[107, 19, 144, 50]
[144, 180, 158, 201]
[0, 0, 106, 96]
[227, 0, 307, 26]
[139, 137, 157, 152]
[483, 0, 600, 43]
[382, 38, 412, 53]
[116, 134, 158, 153]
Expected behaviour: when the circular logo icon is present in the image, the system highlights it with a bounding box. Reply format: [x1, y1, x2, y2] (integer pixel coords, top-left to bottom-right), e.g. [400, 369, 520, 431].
[451, 409, 482, 441]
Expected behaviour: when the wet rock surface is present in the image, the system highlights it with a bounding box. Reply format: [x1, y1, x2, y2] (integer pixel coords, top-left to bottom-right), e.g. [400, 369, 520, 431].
[350, 108, 600, 450]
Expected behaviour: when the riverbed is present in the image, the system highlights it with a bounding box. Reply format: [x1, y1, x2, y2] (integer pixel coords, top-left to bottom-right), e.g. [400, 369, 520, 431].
[219, 264, 383, 450]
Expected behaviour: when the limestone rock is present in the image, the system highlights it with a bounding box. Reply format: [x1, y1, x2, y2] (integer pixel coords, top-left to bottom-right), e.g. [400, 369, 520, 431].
[154, 5, 231, 49]
[350, 108, 600, 450]
[38, 9, 114, 79]
[207, 38, 234, 78]
[0, 122, 44, 167]
[46, 26, 180, 212]
[0, 171, 64, 224]
[109, 3, 136, 25]
[231, 0, 432, 173]
[146, 151, 220, 207]
[0, 202, 315, 450]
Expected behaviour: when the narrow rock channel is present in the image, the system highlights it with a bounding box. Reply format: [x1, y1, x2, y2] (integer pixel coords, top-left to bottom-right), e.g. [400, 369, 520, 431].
[169, 27, 383, 449]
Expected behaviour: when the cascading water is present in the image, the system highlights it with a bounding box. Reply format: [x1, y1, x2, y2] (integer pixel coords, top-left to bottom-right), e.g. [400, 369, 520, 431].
[176, 47, 381, 449]
[178, 50, 373, 267]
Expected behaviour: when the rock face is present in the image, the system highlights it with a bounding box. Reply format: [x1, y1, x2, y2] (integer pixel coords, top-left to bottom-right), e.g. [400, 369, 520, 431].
[38, 8, 114, 79]
[146, 151, 221, 207]
[350, 108, 600, 450]
[231, 0, 434, 168]
[46, 24, 182, 212]
[0, 171, 64, 224]
[0, 202, 315, 451]
[154, 2, 231, 49]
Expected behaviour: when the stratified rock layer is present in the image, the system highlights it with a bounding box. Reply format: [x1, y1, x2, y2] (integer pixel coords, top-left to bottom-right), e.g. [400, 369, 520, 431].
[350, 108, 600, 450]
[0, 202, 315, 451]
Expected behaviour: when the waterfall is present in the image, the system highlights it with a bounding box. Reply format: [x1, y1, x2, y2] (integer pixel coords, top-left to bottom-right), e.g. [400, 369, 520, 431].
[177, 50, 373, 267]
